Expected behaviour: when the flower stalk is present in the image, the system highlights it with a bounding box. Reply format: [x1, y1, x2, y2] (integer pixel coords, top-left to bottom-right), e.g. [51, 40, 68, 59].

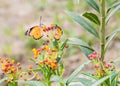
[100, 0, 106, 61]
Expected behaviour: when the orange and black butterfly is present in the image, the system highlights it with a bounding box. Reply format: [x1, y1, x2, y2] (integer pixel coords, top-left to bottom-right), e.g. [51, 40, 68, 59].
[25, 16, 44, 40]
[25, 17, 63, 40]
[53, 25, 63, 40]
[25, 26, 43, 40]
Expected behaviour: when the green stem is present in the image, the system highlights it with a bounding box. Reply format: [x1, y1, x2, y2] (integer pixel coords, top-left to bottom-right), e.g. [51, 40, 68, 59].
[100, 0, 106, 61]
[60, 82, 65, 86]
[8, 81, 18, 86]
[99, 0, 106, 85]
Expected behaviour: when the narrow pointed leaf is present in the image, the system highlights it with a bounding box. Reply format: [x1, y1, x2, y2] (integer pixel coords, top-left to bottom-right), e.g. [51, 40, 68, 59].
[60, 39, 68, 51]
[0, 77, 7, 84]
[83, 12, 100, 25]
[84, 0, 100, 13]
[79, 46, 94, 57]
[66, 11, 99, 38]
[107, 1, 120, 13]
[92, 71, 120, 86]
[105, 28, 120, 51]
[114, 57, 120, 62]
[26, 81, 45, 86]
[92, 76, 110, 86]
[66, 60, 91, 85]
[72, 77, 93, 86]
[81, 72, 98, 80]
[68, 38, 94, 57]
[51, 75, 64, 83]
[110, 71, 119, 86]
[106, 5, 120, 23]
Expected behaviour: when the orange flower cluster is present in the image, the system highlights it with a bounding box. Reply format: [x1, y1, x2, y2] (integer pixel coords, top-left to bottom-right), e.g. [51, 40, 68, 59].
[43, 23, 54, 32]
[0, 57, 21, 74]
[32, 45, 57, 59]
[41, 58, 58, 70]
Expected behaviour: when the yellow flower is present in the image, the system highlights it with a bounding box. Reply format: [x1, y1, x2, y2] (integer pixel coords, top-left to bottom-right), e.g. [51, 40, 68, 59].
[32, 48, 41, 59]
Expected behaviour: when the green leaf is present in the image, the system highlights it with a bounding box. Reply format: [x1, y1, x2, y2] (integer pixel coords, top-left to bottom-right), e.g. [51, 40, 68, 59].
[51, 75, 64, 83]
[83, 12, 100, 25]
[107, 1, 120, 13]
[81, 72, 98, 80]
[105, 28, 120, 51]
[60, 39, 68, 51]
[79, 46, 94, 57]
[110, 71, 119, 86]
[72, 77, 93, 86]
[114, 57, 120, 62]
[66, 11, 99, 38]
[106, 4, 120, 23]
[92, 71, 120, 86]
[84, 0, 100, 13]
[68, 38, 94, 57]
[26, 81, 45, 86]
[0, 77, 7, 84]
[91, 76, 110, 86]
[66, 60, 91, 85]
[69, 84, 81, 86]
[53, 40, 59, 50]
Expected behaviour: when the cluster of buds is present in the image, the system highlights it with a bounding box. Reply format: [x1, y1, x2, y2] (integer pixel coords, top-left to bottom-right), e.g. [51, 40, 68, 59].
[32, 45, 58, 59]
[43, 24, 54, 32]
[103, 61, 112, 69]
[41, 58, 58, 70]
[0, 57, 21, 74]
[88, 51, 100, 60]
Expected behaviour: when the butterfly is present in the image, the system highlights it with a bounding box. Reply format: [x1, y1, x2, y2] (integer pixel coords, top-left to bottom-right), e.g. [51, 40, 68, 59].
[25, 26, 43, 40]
[25, 17, 63, 40]
[53, 25, 63, 40]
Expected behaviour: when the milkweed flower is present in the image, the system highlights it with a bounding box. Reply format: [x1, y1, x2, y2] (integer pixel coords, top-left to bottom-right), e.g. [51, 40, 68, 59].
[32, 48, 41, 59]
[0, 57, 22, 84]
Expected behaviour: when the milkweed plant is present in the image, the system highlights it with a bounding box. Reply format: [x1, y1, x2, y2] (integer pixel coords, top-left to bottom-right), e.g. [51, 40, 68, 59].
[0, 0, 120, 86]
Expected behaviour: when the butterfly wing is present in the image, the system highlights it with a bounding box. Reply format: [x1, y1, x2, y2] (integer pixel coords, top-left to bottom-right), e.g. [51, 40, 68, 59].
[54, 25, 63, 40]
[25, 26, 43, 40]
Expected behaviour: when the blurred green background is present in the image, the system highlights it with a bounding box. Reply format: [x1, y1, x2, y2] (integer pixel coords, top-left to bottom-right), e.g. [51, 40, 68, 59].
[0, 0, 120, 76]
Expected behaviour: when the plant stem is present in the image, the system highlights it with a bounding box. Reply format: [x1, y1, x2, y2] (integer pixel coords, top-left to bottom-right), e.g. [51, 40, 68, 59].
[99, 0, 106, 80]
[100, 0, 106, 61]
[8, 81, 18, 86]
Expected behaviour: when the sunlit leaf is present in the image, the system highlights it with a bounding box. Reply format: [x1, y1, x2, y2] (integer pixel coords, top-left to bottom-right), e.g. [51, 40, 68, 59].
[66, 11, 99, 38]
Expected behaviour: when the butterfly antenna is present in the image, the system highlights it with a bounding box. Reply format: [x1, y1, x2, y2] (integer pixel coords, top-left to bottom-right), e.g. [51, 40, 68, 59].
[40, 16, 42, 27]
